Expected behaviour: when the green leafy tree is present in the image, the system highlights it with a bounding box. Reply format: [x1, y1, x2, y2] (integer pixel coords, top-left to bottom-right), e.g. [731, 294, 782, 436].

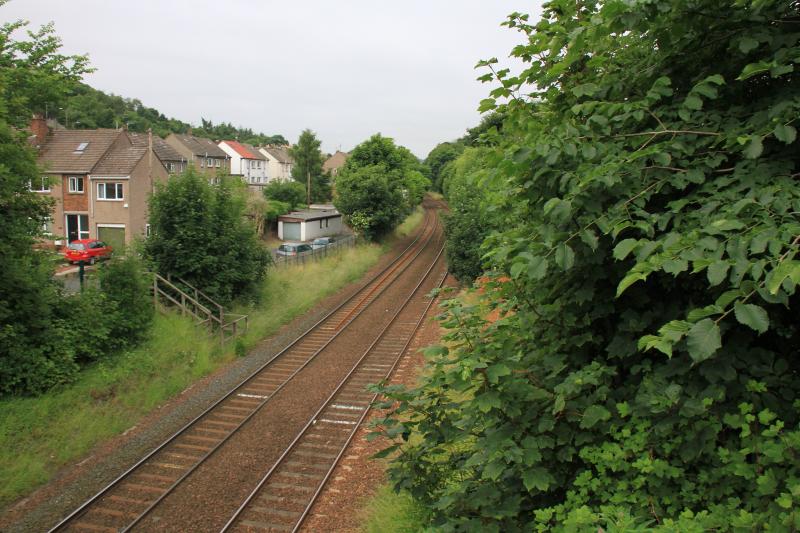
[441, 147, 496, 282]
[334, 164, 405, 240]
[335, 134, 429, 240]
[374, 1, 800, 530]
[289, 129, 330, 203]
[0, 12, 94, 395]
[424, 142, 464, 192]
[263, 179, 306, 209]
[145, 167, 271, 303]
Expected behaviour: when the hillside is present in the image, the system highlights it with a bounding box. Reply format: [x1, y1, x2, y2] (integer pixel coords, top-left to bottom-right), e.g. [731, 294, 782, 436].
[60, 83, 287, 145]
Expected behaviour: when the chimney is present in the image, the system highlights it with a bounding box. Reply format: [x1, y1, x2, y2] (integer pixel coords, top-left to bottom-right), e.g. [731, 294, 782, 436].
[29, 114, 49, 148]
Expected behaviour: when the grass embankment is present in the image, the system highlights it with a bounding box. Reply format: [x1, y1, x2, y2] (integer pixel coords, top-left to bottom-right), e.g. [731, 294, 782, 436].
[0, 244, 384, 507]
[360, 485, 426, 533]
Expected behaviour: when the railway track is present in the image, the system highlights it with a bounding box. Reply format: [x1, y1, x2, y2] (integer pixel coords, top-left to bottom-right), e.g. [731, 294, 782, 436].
[223, 250, 447, 532]
[49, 201, 445, 533]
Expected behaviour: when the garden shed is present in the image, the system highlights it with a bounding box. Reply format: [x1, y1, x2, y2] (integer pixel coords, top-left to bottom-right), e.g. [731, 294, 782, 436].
[278, 209, 343, 241]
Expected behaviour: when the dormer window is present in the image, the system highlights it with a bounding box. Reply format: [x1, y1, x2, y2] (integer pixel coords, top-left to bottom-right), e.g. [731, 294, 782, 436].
[73, 142, 89, 154]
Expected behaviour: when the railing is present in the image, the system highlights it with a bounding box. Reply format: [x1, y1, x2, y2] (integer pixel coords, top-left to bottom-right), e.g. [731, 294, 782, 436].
[152, 273, 247, 344]
[272, 234, 356, 268]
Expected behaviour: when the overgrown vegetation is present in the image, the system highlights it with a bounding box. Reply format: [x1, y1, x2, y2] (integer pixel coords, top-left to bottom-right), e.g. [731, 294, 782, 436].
[0, 14, 154, 395]
[334, 134, 430, 240]
[145, 168, 272, 304]
[374, 1, 800, 530]
[0, 243, 383, 507]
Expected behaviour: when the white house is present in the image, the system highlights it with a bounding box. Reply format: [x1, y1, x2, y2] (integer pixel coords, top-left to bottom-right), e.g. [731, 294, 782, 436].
[218, 140, 268, 187]
[259, 145, 294, 182]
[277, 209, 342, 241]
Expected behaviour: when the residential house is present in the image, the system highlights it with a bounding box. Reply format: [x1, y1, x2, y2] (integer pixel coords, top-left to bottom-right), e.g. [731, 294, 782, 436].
[218, 140, 269, 189]
[164, 133, 230, 177]
[31, 117, 168, 248]
[129, 132, 188, 174]
[259, 145, 294, 181]
[323, 150, 348, 176]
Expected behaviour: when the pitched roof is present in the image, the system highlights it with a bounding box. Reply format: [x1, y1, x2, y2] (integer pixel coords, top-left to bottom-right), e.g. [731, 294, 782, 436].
[129, 132, 186, 162]
[261, 145, 294, 164]
[171, 134, 228, 158]
[93, 142, 148, 176]
[37, 129, 123, 173]
[323, 150, 349, 172]
[222, 140, 267, 160]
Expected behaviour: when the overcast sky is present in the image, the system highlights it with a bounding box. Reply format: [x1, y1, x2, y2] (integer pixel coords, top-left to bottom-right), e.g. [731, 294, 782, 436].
[3, 1, 542, 157]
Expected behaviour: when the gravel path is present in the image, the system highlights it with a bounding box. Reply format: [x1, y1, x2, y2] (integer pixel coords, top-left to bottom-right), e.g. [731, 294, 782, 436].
[0, 230, 419, 533]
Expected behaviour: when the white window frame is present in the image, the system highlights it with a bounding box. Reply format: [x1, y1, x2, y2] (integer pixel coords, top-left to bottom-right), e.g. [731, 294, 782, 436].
[29, 176, 50, 193]
[200, 158, 205, 168]
[97, 182, 124, 201]
[216, 159, 221, 168]
[207, 158, 213, 167]
[68, 176, 84, 193]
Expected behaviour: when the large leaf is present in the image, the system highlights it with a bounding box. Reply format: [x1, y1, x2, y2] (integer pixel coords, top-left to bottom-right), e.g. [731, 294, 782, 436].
[522, 467, 552, 492]
[686, 319, 722, 362]
[733, 302, 769, 334]
[580, 404, 611, 428]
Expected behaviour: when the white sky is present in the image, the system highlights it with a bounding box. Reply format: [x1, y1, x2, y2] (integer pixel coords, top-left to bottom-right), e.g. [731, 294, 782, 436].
[2, 0, 543, 157]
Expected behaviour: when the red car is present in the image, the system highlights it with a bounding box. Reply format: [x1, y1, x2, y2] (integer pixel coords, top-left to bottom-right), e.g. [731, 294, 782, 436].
[63, 239, 113, 265]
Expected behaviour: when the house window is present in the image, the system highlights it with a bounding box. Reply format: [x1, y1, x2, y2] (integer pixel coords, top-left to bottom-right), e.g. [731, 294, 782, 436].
[207, 158, 213, 167]
[42, 217, 53, 235]
[167, 162, 175, 172]
[200, 159, 205, 168]
[68, 176, 84, 193]
[216, 159, 221, 168]
[97, 182, 124, 200]
[29, 176, 50, 192]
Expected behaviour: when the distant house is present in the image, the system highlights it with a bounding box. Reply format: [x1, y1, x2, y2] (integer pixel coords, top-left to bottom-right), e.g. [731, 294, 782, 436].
[218, 140, 268, 188]
[259, 145, 294, 181]
[129, 132, 188, 174]
[165, 133, 230, 177]
[323, 150, 348, 176]
[277, 209, 342, 242]
[30, 117, 168, 248]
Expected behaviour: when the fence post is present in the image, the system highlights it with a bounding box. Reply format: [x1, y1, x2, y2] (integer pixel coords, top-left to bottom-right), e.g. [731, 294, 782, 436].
[153, 275, 157, 310]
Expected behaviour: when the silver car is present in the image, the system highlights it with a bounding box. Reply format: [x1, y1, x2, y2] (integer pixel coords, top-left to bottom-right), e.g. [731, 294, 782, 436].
[311, 237, 335, 249]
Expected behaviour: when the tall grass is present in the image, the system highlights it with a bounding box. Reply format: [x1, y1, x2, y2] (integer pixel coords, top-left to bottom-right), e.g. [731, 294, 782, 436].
[0, 244, 382, 507]
[359, 485, 426, 533]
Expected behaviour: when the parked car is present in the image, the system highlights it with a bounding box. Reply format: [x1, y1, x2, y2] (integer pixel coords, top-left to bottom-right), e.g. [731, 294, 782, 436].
[276, 242, 312, 256]
[63, 239, 113, 264]
[311, 237, 336, 249]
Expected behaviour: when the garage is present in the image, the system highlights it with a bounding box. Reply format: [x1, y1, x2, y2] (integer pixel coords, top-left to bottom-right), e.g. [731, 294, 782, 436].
[97, 225, 126, 251]
[282, 221, 301, 241]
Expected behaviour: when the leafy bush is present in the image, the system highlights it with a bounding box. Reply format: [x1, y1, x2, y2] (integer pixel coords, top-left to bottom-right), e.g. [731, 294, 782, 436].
[374, 1, 800, 530]
[99, 255, 153, 348]
[263, 179, 306, 209]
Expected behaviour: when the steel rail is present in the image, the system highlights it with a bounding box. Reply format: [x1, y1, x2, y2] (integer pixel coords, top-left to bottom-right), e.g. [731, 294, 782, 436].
[221, 245, 447, 532]
[49, 205, 441, 533]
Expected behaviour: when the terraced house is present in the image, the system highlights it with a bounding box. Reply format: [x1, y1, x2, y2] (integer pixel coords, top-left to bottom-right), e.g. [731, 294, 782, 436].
[218, 139, 269, 189]
[30, 117, 169, 249]
[165, 133, 230, 178]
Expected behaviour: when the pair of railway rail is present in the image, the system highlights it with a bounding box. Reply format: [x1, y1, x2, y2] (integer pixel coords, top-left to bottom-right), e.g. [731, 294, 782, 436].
[50, 201, 447, 533]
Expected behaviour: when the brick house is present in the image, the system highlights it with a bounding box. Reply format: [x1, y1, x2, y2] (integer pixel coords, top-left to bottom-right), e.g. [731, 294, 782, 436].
[31, 118, 169, 249]
[164, 133, 230, 177]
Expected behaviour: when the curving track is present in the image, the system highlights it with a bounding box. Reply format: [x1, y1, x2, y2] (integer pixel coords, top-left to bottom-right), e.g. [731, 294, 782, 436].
[50, 199, 446, 533]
